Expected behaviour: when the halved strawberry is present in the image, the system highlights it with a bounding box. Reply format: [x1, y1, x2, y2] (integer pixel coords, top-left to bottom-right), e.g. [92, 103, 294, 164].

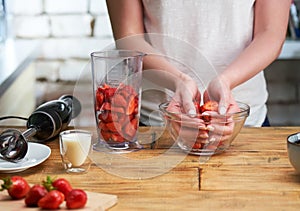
[111, 133, 124, 142]
[200, 101, 219, 113]
[111, 105, 125, 114]
[100, 130, 112, 141]
[119, 84, 137, 100]
[98, 121, 109, 131]
[112, 93, 127, 108]
[98, 111, 113, 122]
[95, 91, 104, 111]
[192, 142, 202, 149]
[126, 96, 137, 115]
[106, 122, 122, 133]
[100, 102, 112, 111]
[124, 118, 138, 139]
[104, 87, 117, 100]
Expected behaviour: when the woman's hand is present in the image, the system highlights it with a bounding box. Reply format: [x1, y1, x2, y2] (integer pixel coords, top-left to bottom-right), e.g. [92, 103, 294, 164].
[166, 75, 241, 152]
[167, 73, 201, 116]
[200, 76, 240, 150]
[204, 75, 240, 114]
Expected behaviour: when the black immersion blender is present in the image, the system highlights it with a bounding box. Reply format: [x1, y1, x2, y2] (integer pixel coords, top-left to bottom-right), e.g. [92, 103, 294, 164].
[0, 95, 81, 162]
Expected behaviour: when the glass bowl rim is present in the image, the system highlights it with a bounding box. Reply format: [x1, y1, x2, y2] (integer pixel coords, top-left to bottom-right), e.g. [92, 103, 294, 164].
[159, 101, 250, 119]
[90, 50, 146, 59]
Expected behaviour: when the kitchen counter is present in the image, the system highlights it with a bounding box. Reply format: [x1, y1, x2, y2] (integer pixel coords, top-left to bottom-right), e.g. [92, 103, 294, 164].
[0, 126, 300, 210]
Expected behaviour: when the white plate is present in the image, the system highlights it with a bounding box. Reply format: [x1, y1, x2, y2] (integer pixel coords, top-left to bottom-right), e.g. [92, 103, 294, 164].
[0, 142, 51, 173]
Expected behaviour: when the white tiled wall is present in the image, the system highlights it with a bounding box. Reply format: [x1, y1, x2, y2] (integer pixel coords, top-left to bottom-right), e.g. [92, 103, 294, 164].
[7, 0, 114, 105]
[7, 0, 113, 64]
[5, 0, 300, 126]
[44, 0, 89, 13]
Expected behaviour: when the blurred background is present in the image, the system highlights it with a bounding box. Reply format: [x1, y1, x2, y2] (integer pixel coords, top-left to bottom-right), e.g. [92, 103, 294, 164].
[0, 0, 300, 126]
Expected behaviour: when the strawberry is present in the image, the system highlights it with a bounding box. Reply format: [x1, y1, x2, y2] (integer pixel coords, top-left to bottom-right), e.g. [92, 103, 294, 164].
[100, 102, 112, 111]
[0, 176, 30, 199]
[106, 122, 122, 133]
[124, 118, 138, 139]
[119, 84, 137, 99]
[25, 184, 48, 207]
[111, 105, 125, 114]
[111, 111, 124, 123]
[66, 189, 88, 209]
[98, 111, 113, 122]
[100, 130, 112, 141]
[192, 142, 202, 149]
[126, 95, 137, 115]
[95, 84, 140, 144]
[96, 90, 104, 110]
[200, 101, 219, 113]
[104, 87, 117, 100]
[112, 93, 127, 108]
[38, 190, 65, 209]
[52, 178, 72, 199]
[99, 121, 109, 131]
[111, 133, 125, 142]
[43, 176, 72, 199]
[200, 101, 219, 122]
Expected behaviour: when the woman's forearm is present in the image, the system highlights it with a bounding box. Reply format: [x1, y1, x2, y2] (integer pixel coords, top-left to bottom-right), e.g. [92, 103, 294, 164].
[220, 0, 290, 89]
[220, 30, 286, 89]
[107, 0, 192, 91]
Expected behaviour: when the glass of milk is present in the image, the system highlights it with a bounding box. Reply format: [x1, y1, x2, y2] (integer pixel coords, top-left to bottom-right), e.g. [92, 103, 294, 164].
[59, 130, 92, 173]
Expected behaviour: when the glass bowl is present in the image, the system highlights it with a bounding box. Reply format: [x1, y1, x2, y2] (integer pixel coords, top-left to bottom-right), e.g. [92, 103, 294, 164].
[159, 101, 250, 155]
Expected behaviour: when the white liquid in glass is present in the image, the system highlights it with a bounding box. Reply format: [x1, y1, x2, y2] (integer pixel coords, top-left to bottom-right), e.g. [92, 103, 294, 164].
[62, 133, 91, 166]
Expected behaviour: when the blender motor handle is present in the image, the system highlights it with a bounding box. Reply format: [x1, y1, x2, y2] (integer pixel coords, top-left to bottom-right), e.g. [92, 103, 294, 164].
[22, 127, 37, 139]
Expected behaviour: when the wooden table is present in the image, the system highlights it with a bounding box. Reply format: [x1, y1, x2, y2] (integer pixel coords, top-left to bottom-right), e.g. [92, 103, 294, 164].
[1, 126, 300, 210]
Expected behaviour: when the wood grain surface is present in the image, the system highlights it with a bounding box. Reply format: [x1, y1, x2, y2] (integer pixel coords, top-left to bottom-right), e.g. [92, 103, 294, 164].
[0, 126, 300, 210]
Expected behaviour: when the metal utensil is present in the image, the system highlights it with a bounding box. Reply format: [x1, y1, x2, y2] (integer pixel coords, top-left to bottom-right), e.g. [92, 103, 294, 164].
[0, 95, 81, 162]
[0, 129, 29, 162]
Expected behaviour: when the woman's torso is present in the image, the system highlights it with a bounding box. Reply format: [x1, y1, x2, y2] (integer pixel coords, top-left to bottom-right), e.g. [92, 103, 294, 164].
[140, 0, 267, 126]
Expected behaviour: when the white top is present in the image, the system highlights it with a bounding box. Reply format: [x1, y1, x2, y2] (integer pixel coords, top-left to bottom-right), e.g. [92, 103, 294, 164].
[140, 0, 267, 127]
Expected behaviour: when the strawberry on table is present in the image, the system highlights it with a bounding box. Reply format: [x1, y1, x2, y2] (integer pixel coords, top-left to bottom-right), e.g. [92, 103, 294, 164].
[0, 176, 30, 199]
[25, 184, 48, 207]
[52, 178, 72, 199]
[43, 176, 72, 199]
[66, 189, 88, 209]
[37, 190, 65, 209]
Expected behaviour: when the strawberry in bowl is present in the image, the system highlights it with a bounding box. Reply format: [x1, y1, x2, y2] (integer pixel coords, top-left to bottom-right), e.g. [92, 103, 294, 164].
[159, 100, 250, 155]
